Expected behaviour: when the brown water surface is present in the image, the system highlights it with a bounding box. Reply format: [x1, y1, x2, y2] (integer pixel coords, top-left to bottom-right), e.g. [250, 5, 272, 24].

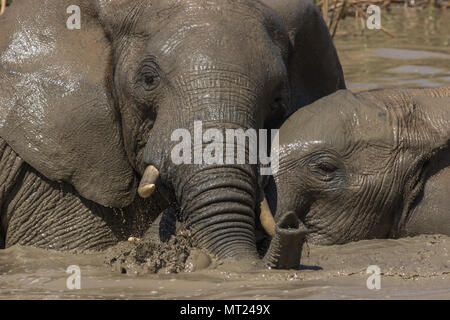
[334, 7, 450, 91]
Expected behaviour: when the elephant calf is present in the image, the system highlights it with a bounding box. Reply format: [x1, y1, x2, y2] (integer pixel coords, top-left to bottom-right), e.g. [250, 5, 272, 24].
[265, 87, 449, 245]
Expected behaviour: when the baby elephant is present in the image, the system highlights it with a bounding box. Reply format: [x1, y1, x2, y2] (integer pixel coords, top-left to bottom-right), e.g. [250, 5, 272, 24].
[264, 87, 449, 245]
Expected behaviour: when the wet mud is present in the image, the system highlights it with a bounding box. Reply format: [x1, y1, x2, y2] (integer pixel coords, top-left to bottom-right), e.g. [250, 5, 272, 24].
[105, 236, 192, 275]
[0, 235, 448, 299]
[104, 232, 215, 275]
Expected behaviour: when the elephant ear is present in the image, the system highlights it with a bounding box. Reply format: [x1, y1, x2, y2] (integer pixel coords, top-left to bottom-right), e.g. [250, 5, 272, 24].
[406, 94, 450, 155]
[0, 0, 136, 208]
[262, 0, 346, 112]
[409, 90, 450, 153]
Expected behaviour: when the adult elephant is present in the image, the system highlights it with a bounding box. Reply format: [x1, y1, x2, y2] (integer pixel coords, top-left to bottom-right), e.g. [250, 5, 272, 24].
[265, 87, 449, 245]
[0, 0, 345, 268]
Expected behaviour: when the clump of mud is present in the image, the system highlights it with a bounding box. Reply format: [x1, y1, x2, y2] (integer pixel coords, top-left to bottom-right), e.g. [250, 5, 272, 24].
[104, 232, 194, 275]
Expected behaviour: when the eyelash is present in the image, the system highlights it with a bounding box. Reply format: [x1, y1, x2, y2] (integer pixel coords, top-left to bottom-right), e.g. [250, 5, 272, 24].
[316, 161, 337, 173]
[306, 154, 340, 179]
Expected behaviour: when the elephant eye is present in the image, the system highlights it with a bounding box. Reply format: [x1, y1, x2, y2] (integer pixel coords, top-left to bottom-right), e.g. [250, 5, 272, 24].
[316, 161, 338, 173]
[144, 74, 155, 86]
[307, 154, 340, 182]
[136, 60, 160, 91]
[265, 97, 287, 128]
[139, 71, 159, 91]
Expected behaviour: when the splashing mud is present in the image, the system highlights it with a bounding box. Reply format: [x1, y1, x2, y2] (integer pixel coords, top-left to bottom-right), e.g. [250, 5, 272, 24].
[105, 236, 192, 275]
[104, 232, 216, 275]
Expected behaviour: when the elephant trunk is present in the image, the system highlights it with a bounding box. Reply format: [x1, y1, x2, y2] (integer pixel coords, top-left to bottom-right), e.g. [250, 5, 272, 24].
[263, 211, 310, 269]
[170, 163, 308, 268]
[176, 164, 259, 259]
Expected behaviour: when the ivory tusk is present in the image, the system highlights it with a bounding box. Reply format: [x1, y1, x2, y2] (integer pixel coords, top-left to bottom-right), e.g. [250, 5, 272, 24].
[138, 165, 159, 198]
[260, 197, 275, 237]
[0, 0, 6, 16]
[128, 236, 141, 244]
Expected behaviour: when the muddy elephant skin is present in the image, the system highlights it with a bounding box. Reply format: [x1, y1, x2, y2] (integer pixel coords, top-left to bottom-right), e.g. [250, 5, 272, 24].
[270, 87, 449, 245]
[0, 0, 345, 268]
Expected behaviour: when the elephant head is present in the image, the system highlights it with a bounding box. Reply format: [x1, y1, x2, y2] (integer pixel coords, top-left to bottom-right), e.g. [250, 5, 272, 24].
[269, 88, 449, 245]
[0, 0, 344, 268]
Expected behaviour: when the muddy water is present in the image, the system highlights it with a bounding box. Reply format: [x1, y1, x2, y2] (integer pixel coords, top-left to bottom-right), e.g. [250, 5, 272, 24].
[0, 235, 449, 299]
[1, 7, 450, 299]
[334, 6, 450, 91]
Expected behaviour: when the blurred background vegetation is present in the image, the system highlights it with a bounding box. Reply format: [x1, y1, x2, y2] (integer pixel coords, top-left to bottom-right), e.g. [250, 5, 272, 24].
[315, 0, 449, 38]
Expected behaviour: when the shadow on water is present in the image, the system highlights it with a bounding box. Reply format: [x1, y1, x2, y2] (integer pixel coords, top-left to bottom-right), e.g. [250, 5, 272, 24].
[298, 265, 323, 271]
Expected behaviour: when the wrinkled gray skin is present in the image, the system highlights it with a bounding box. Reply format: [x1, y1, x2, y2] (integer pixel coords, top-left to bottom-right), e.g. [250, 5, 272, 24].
[269, 87, 449, 245]
[0, 0, 345, 268]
